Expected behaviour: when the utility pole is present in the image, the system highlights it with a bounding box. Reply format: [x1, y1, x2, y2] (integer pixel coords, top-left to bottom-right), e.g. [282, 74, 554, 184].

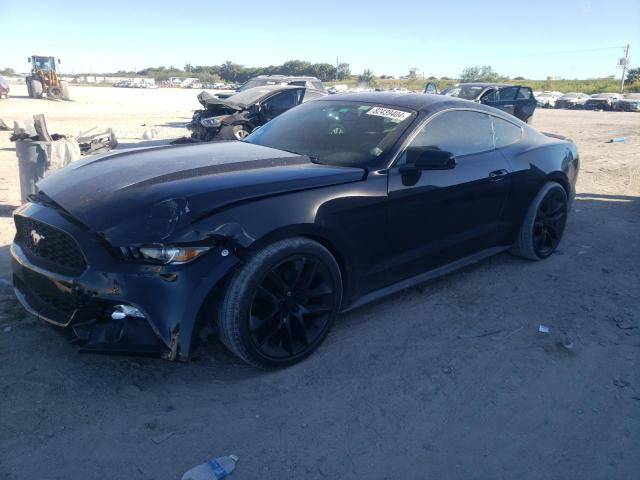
[336, 56, 339, 82]
[620, 43, 630, 93]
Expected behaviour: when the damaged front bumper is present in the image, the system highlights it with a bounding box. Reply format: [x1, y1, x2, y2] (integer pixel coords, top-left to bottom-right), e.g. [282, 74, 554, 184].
[11, 202, 239, 360]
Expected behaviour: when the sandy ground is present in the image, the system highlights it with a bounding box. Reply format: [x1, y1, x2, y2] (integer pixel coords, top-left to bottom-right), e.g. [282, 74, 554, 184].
[0, 85, 639, 480]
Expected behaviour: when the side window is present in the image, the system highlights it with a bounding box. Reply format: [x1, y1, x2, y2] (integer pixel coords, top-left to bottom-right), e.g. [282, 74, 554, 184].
[517, 87, 532, 99]
[497, 86, 518, 101]
[263, 90, 300, 113]
[482, 88, 499, 102]
[409, 110, 494, 157]
[492, 116, 522, 148]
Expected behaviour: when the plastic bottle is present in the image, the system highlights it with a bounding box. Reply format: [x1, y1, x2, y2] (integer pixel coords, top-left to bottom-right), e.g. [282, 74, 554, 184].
[181, 455, 239, 480]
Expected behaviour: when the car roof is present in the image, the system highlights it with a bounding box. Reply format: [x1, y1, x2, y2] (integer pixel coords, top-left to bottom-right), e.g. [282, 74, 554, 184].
[454, 82, 512, 88]
[254, 75, 320, 81]
[317, 91, 499, 114]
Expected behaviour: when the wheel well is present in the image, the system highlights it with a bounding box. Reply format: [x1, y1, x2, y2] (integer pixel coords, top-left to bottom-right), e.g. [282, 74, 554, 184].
[547, 174, 570, 198]
[246, 228, 349, 300]
[302, 234, 349, 298]
[195, 229, 350, 340]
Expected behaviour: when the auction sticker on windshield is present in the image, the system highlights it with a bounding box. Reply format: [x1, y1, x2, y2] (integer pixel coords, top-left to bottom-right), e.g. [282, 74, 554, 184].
[366, 106, 411, 122]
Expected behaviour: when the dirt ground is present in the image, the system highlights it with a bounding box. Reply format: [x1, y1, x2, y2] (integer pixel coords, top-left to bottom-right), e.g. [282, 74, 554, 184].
[0, 85, 638, 480]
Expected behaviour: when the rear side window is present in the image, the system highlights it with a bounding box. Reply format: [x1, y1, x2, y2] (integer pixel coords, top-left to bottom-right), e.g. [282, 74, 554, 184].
[517, 87, 533, 99]
[492, 116, 522, 148]
[410, 110, 494, 157]
[497, 86, 518, 101]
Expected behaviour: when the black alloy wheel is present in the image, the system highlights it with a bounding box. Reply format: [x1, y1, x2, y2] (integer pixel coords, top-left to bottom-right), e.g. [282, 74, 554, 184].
[217, 237, 342, 367]
[532, 188, 567, 258]
[249, 254, 337, 360]
[510, 181, 568, 261]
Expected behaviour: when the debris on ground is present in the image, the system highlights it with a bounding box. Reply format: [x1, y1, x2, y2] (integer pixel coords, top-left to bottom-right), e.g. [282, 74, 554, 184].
[3, 326, 11, 333]
[182, 455, 239, 480]
[614, 317, 638, 330]
[0, 119, 9, 131]
[613, 379, 630, 388]
[142, 128, 159, 140]
[171, 136, 200, 145]
[606, 137, 625, 143]
[561, 334, 574, 350]
[12, 115, 82, 202]
[76, 127, 118, 155]
[538, 324, 551, 333]
[151, 431, 175, 444]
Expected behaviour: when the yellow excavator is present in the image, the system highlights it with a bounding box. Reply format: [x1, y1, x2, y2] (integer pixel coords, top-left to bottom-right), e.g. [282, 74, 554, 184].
[25, 55, 71, 100]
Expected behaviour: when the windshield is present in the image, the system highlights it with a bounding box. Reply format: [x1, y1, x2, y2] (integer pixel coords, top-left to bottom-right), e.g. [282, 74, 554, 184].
[439, 85, 484, 100]
[238, 78, 285, 91]
[33, 57, 53, 70]
[245, 100, 416, 167]
[561, 93, 580, 98]
[591, 93, 615, 99]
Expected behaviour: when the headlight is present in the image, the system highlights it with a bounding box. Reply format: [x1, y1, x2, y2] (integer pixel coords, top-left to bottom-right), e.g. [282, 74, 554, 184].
[120, 245, 211, 264]
[200, 116, 224, 128]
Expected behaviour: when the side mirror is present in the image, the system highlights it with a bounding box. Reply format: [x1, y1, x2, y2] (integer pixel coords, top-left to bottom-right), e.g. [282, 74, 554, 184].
[58, 59, 61, 64]
[27, 57, 31, 63]
[401, 147, 456, 171]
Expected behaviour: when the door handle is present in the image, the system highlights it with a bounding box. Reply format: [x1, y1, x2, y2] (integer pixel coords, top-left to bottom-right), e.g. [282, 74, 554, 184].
[489, 169, 508, 181]
[503, 104, 514, 108]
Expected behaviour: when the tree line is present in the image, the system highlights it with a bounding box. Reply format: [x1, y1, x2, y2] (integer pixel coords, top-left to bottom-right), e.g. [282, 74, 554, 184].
[131, 60, 351, 83]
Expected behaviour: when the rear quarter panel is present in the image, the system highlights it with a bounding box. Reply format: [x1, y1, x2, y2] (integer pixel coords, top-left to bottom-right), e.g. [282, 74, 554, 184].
[500, 130, 578, 242]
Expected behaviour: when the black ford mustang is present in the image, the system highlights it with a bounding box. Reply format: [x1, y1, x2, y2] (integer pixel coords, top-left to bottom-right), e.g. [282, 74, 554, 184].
[11, 93, 579, 367]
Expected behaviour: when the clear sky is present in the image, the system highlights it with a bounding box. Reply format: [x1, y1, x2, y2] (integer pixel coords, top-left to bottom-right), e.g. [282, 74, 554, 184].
[1, 0, 638, 79]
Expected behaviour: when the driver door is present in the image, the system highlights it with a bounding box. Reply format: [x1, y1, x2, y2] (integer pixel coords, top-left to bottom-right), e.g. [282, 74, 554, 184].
[384, 110, 512, 284]
[259, 89, 304, 123]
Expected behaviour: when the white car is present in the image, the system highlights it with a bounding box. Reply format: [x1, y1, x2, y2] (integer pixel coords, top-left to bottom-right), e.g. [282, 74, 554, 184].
[535, 91, 563, 108]
[554, 92, 590, 109]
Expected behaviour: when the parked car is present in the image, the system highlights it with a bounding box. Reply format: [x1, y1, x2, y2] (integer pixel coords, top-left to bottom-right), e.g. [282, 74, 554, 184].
[554, 92, 590, 109]
[11, 92, 578, 367]
[615, 93, 640, 112]
[584, 93, 623, 110]
[0, 75, 9, 98]
[535, 91, 563, 108]
[215, 75, 325, 99]
[435, 83, 536, 122]
[187, 85, 327, 141]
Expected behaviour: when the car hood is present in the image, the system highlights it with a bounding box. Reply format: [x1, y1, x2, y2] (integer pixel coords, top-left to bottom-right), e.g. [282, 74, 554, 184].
[197, 91, 244, 109]
[37, 141, 365, 244]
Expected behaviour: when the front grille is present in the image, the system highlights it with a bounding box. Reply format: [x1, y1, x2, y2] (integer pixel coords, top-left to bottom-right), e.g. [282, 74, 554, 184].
[14, 215, 87, 276]
[21, 269, 78, 317]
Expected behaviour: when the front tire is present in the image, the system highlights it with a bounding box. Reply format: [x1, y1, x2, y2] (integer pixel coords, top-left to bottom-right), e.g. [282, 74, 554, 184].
[31, 79, 43, 99]
[510, 182, 568, 260]
[217, 237, 342, 368]
[218, 124, 250, 141]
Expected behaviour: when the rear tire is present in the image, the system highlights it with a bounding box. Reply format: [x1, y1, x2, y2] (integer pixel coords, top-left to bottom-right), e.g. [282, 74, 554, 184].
[60, 81, 70, 100]
[510, 182, 568, 260]
[217, 237, 342, 368]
